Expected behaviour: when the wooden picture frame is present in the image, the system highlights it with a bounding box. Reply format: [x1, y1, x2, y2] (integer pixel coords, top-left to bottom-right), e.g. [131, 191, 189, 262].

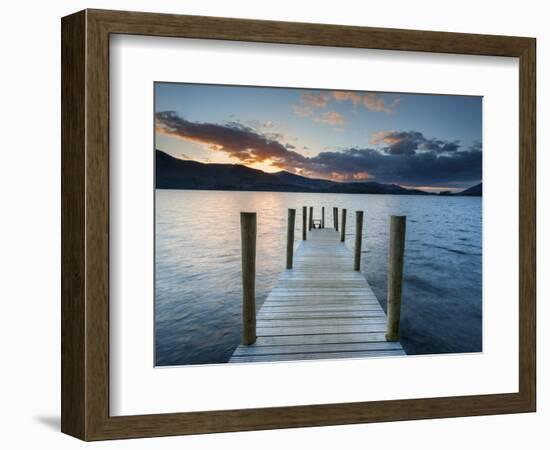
[61, 9, 536, 441]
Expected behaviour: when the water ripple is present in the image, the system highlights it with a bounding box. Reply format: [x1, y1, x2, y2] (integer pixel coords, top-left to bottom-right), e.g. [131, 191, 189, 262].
[156, 190, 482, 365]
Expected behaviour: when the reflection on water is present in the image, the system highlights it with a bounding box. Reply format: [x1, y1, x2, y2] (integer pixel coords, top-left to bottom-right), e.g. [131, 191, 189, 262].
[155, 190, 482, 366]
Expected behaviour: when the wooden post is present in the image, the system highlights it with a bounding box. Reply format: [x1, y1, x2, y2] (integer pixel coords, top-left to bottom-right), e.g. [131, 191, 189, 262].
[286, 209, 296, 269]
[386, 215, 407, 342]
[240, 212, 256, 345]
[340, 208, 347, 242]
[309, 206, 313, 231]
[302, 206, 307, 240]
[322, 207, 325, 228]
[333, 207, 338, 231]
[354, 211, 364, 271]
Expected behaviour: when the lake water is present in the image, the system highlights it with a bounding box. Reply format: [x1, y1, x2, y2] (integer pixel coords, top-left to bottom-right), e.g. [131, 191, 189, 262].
[155, 189, 482, 366]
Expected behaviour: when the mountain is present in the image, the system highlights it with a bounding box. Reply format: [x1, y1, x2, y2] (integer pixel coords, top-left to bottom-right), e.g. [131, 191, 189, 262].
[156, 150, 430, 195]
[457, 183, 482, 196]
[156, 149, 285, 191]
[274, 170, 335, 190]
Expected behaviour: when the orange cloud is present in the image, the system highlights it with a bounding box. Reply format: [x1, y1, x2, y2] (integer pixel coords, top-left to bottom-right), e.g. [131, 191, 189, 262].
[352, 171, 371, 180]
[314, 111, 345, 125]
[156, 111, 481, 187]
[332, 91, 363, 105]
[363, 93, 400, 113]
[370, 130, 403, 145]
[301, 92, 330, 108]
[291, 104, 314, 118]
[292, 92, 346, 126]
[156, 111, 309, 168]
[327, 171, 370, 182]
[333, 91, 400, 113]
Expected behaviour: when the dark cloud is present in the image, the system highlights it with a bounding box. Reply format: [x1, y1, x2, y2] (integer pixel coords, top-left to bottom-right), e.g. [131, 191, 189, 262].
[420, 139, 460, 153]
[309, 146, 481, 185]
[156, 111, 481, 187]
[156, 111, 309, 169]
[371, 130, 461, 156]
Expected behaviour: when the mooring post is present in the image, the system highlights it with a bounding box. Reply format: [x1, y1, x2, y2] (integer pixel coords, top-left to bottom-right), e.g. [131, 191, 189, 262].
[340, 208, 347, 242]
[322, 207, 325, 228]
[333, 207, 339, 231]
[286, 209, 296, 269]
[354, 211, 364, 271]
[309, 206, 313, 231]
[302, 206, 307, 240]
[386, 215, 407, 342]
[240, 212, 257, 345]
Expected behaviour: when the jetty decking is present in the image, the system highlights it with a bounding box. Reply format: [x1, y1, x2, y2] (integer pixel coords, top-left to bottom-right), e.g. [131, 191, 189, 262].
[230, 227, 405, 363]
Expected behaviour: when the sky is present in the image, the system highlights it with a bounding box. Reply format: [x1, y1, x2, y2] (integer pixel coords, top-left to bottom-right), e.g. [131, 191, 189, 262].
[155, 82, 482, 192]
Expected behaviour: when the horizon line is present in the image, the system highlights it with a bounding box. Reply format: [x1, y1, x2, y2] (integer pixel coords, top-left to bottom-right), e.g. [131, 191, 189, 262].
[156, 148, 477, 193]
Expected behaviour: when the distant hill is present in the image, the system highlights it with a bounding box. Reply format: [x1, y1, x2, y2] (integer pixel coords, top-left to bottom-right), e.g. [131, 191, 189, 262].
[456, 183, 482, 196]
[156, 149, 285, 191]
[155, 150, 430, 195]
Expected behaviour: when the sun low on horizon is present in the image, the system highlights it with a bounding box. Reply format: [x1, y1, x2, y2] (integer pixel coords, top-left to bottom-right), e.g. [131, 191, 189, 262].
[155, 82, 482, 192]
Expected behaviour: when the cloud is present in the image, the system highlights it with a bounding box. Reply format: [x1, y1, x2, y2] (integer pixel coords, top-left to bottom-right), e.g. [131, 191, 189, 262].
[371, 130, 462, 156]
[291, 104, 314, 118]
[156, 111, 309, 169]
[301, 92, 330, 108]
[333, 91, 400, 113]
[421, 140, 460, 153]
[292, 92, 345, 126]
[245, 119, 275, 130]
[363, 93, 400, 113]
[308, 145, 481, 185]
[332, 91, 363, 105]
[293, 90, 400, 124]
[156, 111, 481, 187]
[291, 92, 328, 119]
[314, 111, 345, 125]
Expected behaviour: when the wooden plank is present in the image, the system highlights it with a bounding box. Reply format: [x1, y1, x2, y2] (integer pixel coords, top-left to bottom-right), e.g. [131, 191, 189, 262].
[263, 299, 380, 305]
[268, 291, 376, 296]
[270, 289, 377, 292]
[252, 333, 389, 346]
[256, 318, 387, 327]
[266, 295, 379, 299]
[258, 305, 384, 317]
[260, 304, 383, 311]
[232, 341, 403, 356]
[230, 350, 406, 363]
[230, 228, 405, 362]
[262, 301, 380, 307]
[257, 311, 386, 319]
[266, 294, 378, 299]
[257, 324, 386, 336]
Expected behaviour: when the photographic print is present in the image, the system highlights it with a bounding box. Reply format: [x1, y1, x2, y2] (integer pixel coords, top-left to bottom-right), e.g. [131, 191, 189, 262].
[154, 82, 482, 367]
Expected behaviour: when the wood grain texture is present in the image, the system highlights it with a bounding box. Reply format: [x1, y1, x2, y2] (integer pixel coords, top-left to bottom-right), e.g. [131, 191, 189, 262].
[240, 213, 257, 345]
[286, 208, 296, 269]
[302, 205, 307, 240]
[386, 216, 406, 341]
[87, 8, 533, 56]
[230, 229, 404, 362]
[518, 38, 536, 410]
[354, 210, 363, 271]
[61, 10, 86, 439]
[61, 8, 536, 440]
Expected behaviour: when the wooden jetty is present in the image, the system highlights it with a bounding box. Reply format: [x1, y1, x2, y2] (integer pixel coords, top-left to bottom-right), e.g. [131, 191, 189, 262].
[230, 217, 406, 363]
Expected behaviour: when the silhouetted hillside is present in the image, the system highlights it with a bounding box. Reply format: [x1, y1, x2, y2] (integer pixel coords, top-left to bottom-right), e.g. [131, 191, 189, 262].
[156, 150, 437, 195]
[457, 183, 482, 196]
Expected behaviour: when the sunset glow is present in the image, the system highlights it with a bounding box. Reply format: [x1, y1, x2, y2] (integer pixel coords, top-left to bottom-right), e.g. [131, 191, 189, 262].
[155, 83, 482, 190]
